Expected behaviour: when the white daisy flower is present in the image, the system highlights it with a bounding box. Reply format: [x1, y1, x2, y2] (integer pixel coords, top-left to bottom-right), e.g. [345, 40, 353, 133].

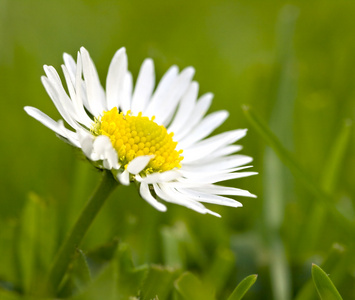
[25, 47, 257, 217]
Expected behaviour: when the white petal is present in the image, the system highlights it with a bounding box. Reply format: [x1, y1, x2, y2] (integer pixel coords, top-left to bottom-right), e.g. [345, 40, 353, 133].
[119, 72, 133, 114]
[77, 129, 94, 158]
[105, 147, 120, 170]
[177, 171, 258, 184]
[126, 155, 154, 175]
[41, 70, 78, 129]
[80, 47, 106, 115]
[25, 106, 67, 137]
[74, 51, 91, 114]
[157, 67, 195, 125]
[61, 64, 92, 127]
[25, 106, 79, 147]
[117, 170, 130, 186]
[182, 129, 247, 163]
[153, 183, 220, 217]
[92, 135, 112, 157]
[204, 145, 243, 160]
[168, 81, 198, 134]
[106, 47, 128, 110]
[181, 165, 253, 178]
[63, 53, 77, 82]
[183, 155, 253, 171]
[139, 183, 167, 211]
[175, 188, 243, 207]
[131, 58, 155, 114]
[144, 65, 179, 118]
[178, 110, 229, 148]
[89, 135, 119, 169]
[192, 185, 257, 198]
[136, 170, 182, 184]
[174, 93, 213, 142]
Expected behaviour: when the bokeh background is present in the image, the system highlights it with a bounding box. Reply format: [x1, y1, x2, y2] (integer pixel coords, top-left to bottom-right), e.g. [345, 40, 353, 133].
[1, 0, 355, 299]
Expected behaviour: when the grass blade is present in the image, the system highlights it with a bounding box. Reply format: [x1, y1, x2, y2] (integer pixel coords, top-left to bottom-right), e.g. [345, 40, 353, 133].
[227, 274, 257, 300]
[242, 105, 355, 238]
[174, 272, 215, 300]
[312, 264, 343, 300]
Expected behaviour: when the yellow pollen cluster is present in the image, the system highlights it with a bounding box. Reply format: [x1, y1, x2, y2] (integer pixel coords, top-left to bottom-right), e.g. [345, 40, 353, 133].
[92, 108, 183, 173]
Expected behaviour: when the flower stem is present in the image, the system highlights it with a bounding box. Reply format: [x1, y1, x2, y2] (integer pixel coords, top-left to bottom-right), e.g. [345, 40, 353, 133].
[45, 170, 118, 296]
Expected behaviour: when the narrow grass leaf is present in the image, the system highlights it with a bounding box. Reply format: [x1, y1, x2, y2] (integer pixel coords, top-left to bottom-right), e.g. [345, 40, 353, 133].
[312, 264, 343, 300]
[262, 7, 298, 299]
[16, 192, 57, 294]
[298, 119, 352, 253]
[227, 274, 257, 300]
[321, 119, 352, 194]
[242, 105, 355, 238]
[161, 226, 184, 269]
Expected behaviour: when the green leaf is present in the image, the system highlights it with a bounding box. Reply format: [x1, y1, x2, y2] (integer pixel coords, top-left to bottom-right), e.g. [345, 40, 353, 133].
[58, 249, 92, 297]
[296, 119, 352, 254]
[16, 192, 58, 294]
[70, 259, 117, 300]
[114, 243, 148, 300]
[86, 237, 120, 276]
[203, 247, 235, 294]
[312, 264, 343, 300]
[227, 274, 258, 300]
[174, 272, 215, 300]
[295, 244, 345, 300]
[321, 119, 352, 194]
[140, 265, 179, 300]
[70, 243, 148, 300]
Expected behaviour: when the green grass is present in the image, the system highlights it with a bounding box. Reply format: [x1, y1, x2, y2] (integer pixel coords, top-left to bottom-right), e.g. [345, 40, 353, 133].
[1, 0, 354, 299]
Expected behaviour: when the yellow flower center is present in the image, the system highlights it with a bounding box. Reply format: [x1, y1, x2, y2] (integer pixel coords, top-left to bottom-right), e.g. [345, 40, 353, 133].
[92, 108, 183, 173]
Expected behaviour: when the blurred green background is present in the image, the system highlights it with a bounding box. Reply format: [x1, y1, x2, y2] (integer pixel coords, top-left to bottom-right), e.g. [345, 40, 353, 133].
[1, 0, 355, 299]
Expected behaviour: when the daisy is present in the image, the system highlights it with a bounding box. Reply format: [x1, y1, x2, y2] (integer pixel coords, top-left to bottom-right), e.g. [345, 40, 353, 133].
[25, 47, 257, 217]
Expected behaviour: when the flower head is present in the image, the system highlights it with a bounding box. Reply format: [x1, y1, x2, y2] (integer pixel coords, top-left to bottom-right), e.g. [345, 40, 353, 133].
[25, 47, 257, 216]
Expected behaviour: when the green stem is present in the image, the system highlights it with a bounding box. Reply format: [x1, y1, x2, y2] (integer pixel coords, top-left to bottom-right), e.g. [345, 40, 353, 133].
[45, 170, 119, 296]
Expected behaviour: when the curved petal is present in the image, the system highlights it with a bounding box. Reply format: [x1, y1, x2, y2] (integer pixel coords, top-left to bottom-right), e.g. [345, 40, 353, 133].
[178, 110, 229, 148]
[117, 169, 130, 186]
[183, 155, 253, 171]
[144, 65, 179, 119]
[182, 129, 247, 163]
[157, 67, 195, 126]
[80, 47, 107, 115]
[140, 183, 167, 211]
[106, 47, 128, 110]
[175, 187, 243, 207]
[168, 81, 198, 134]
[136, 170, 182, 184]
[153, 183, 221, 217]
[174, 93, 213, 142]
[131, 58, 155, 114]
[119, 72, 133, 114]
[127, 155, 154, 175]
